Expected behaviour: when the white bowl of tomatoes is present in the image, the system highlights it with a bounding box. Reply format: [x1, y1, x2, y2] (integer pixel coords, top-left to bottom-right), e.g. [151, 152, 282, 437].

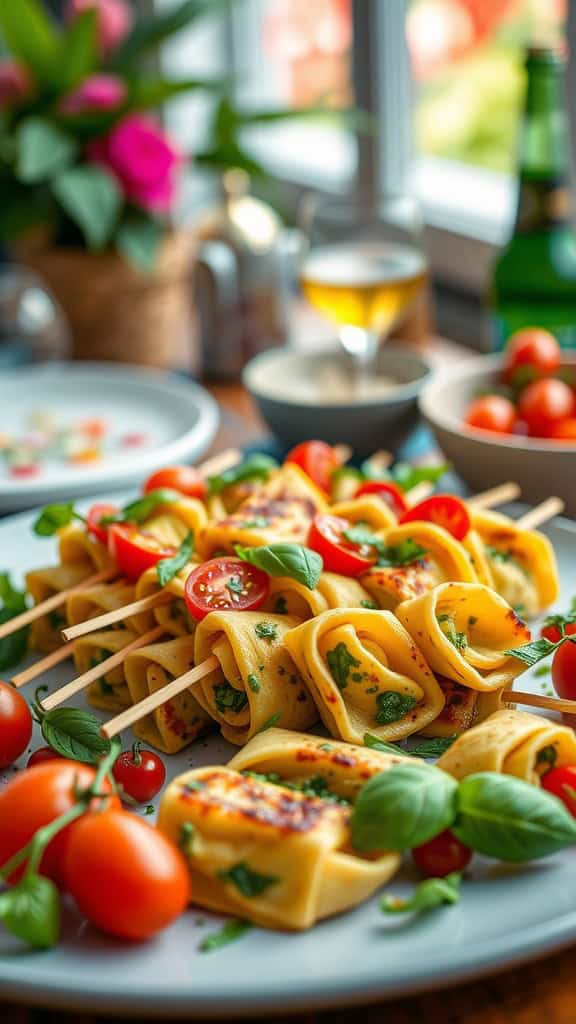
[420, 329, 576, 515]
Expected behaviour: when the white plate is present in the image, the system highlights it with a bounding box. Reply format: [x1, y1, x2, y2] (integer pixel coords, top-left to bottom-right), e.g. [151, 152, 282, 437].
[0, 363, 219, 512]
[0, 504, 576, 1016]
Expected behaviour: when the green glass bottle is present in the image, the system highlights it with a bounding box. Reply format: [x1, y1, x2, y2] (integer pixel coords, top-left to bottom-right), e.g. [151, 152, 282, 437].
[491, 47, 576, 349]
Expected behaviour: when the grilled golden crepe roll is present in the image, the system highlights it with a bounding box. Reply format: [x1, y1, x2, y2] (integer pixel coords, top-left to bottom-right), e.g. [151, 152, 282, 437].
[396, 582, 530, 692]
[361, 522, 477, 611]
[470, 509, 559, 617]
[124, 636, 213, 754]
[197, 463, 327, 559]
[437, 709, 576, 784]
[66, 579, 135, 628]
[463, 530, 495, 589]
[131, 564, 198, 636]
[139, 495, 207, 550]
[418, 678, 508, 738]
[331, 495, 396, 532]
[157, 765, 400, 931]
[74, 628, 137, 712]
[26, 562, 90, 653]
[228, 727, 413, 800]
[58, 523, 113, 573]
[264, 572, 372, 620]
[193, 611, 316, 745]
[284, 608, 445, 743]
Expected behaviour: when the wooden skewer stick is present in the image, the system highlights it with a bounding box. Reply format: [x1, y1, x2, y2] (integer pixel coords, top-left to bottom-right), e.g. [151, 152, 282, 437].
[0, 568, 117, 643]
[468, 481, 521, 510]
[62, 591, 173, 642]
[197, 448, 242, 478]
[333, 444, 353, 465]
[405, 481, 434, 507]
[503, 689, 576, 715]
[12, 642, 75, 688]
[40, 625, 165, 712]
[515, 497, 565, 531]
[100, 654, 220, 739]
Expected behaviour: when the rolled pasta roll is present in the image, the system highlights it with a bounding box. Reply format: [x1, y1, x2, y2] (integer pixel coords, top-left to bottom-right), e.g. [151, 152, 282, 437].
[418, 678, 508, 738]
[66, 579, 135, 628]
[437, 708, 576, 784]
[26, 562, 89, 653]
[462, 529, 495, 588]
[331, 495, 396, 531]
[197, 463, 327, 559]
[264, 572, 372, 620]
[139, 495, 207, 550]
[131, 565, 197, 636]
[396, 581, 531, 692]
[470, 509, 559, 616]
[74, 628, 137, 712]
[228, 727, 413, 800]
[58, 523, 113, 573]
[361, 522, 477, 610]
[124, 636, 213, 754]
[193, 611, 317, 745]
[284, 608, 445, 743]
[157, 765, 400, 931]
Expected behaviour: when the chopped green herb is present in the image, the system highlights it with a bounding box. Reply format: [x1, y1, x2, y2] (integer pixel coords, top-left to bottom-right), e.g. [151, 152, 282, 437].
[257, 712, 281, 733]
[213, 682, 248, 715]
[410, 736, 457, 759]
[236, 517, 270, 529]
[98, 678, 114, 696]
[243, 770, 350, 805]
[179, 821, 195, 855]
[365, 685, 378, 694]
[534, 664, 551, 677]
[144, 804, 155, 816]
[468, 616, 478, 627]
[254, 621, 278, 641]
[226, 575, 245, 595]
[183, 779, 205, 792]
[47, 610, 66, 631]
[376, 539, 427, 567]
[199, 919, 251, 953]
[437, 614, 467, 652]
[217, 861, 279, 898]
[375, 691, 417, 725]
[247, 673, 261, 693]
[364, 733, 407, 756]
[326, 641, 360, 690]
[381, 872, 462, 915]
[273, 596, 288, 615]
[318, 743, 334, 752]
[156, 531, 194, 587]
[360, 598, 379, 610]
[536, 745, 557, 769]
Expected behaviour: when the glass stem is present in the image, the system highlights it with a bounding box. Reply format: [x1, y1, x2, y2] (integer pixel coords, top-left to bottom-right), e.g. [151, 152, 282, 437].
[339, 326, 381, 382]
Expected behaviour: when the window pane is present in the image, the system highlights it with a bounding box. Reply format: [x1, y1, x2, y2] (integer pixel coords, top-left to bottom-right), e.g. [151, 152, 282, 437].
[408, 0, 566, 174]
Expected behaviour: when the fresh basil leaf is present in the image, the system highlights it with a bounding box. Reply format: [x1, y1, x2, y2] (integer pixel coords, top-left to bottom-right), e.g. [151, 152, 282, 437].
[390, 462, 451, 492]
[199, 918, 251, 953]
[217, 861, 279, 898]
[33, 502, 83, 536]
[453, 772, 576, 862]
[0, 875, 60, 949]
[0, 573, 27, 612]
[213, 682, 248, 715]
[156, 531, 194, 587]
[120, 488, 182, 525]
[377, 539, 427, 567]
[505, 636, 572, 668]
[208, 454, 278, 495]
[351, 762, 458, 852]
[375, 691, 417, 725]
[0, 573, 29, 670]
[41, 707, 111, 764]
[254, 621, 278, 641]
[342, 524, 382, 549]
[364, 733, 410, 757]
[381, 872, 462, 915]
[235, 543, 323, 591]
[410, 736, 458, 759]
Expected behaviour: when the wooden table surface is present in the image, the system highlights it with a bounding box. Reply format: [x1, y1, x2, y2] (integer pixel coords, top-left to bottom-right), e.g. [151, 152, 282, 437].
[3, 353, 576, 1024]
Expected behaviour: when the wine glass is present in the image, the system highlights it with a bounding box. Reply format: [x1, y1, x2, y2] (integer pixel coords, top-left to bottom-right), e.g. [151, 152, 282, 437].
[299, 192, 427, 376]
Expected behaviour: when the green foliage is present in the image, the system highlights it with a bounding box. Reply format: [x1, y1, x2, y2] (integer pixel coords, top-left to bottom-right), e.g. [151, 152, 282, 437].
[0, 0, 60, 87]
[16, 118, 77, 183]
[52, 165, 122, 249]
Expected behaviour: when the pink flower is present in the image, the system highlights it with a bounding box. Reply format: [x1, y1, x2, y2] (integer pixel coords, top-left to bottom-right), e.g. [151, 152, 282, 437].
[60, 73, 126, 115]
[88, 115, 181, 213]
[66, 0, 133, 56]
[0, 60, 33, 108]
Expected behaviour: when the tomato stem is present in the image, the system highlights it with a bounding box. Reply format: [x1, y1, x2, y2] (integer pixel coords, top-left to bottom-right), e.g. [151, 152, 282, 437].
[131, 741, 142, 767]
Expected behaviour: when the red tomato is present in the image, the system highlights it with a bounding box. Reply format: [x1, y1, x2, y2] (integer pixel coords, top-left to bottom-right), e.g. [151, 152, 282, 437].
[541, 619, 576, 645]
[552, 636, 576, 701]
[0, 762, 119, 885]
[285, 440, 342, 494]
[464, 394, 516, 435]
[87, 503, 120, 545]
[27, 746, 64, 768]
[144, 466, 207, 500]
[502, 328, 561, 385]
[400, 494, 471, 541]
[184, 558, 269, 622]
[113, 743, 166, 804]
[108, 524, 177, 582]
[355, 480, 408, 517]
[63, 810, 190, 940]
[548, 417, 576, 442]
[542, 765, 576, 817]
[412, 829, 472, 878]
[0, 682, 32, 769]
[9, 464, 41, 478]
[518, 378, 575, 437]
[308, 514, 376, 576]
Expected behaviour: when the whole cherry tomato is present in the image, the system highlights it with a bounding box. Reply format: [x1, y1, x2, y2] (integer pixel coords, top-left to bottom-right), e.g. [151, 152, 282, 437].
[502, 328, 561, 385]
[412, 829, 472, 878]
[541, 765, 576, 817]
[63, 810, 190, 940]
[184, 557, 269, 622]
[113, 742, 166, 804]
[517, 378, 575, 437]
[86, 503, 120, 545]
[548, 417, 576, 442]
[308, 514, 376, 576]
[285, 441, 342, 494]
[0, 761, 119, 885]
[144, 466, 207, 500]
[108, 523, 177, 581]
[27, 746, 64, 768]
[355, 480, 408, 517]
[464, 395, 516, 435]
[541, 619, 576, 646]
[0, 681, 32, 769]
[400, 494, 471, 541]
[552, 636, 576, 701]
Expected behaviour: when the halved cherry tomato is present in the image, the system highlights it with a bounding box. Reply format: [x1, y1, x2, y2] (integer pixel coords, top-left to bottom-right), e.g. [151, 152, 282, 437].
[502, 327, 561, 385]
[184, 558, 269, 622]
[541, 764, 576, 817]
[400, 494, 470, 541]
[144, 465, 206, 500]
[87, 503, 120, 545]
[552, 636, 576, 701]
[63, 810, 190, 940]
[464, 395, 516, 434]
[27, 746, 64, 768]
[518, 377, 575, 437]
[548, 417, 576, 442]
[308, 514, 376, 576]
[0, 681, 32, 769]
[285, 441, 342, 494]
[355, 480, 408, 517]
[541, 619, 576, 645]
[412, 829, 472, 878]
[108, 523, 177, 582]
[113, 743, 166, 804]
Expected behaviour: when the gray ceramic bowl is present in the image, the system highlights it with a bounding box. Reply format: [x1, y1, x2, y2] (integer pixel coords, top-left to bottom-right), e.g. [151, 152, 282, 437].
[420, 353, 576, 514]
[243, 345, 431, 456]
